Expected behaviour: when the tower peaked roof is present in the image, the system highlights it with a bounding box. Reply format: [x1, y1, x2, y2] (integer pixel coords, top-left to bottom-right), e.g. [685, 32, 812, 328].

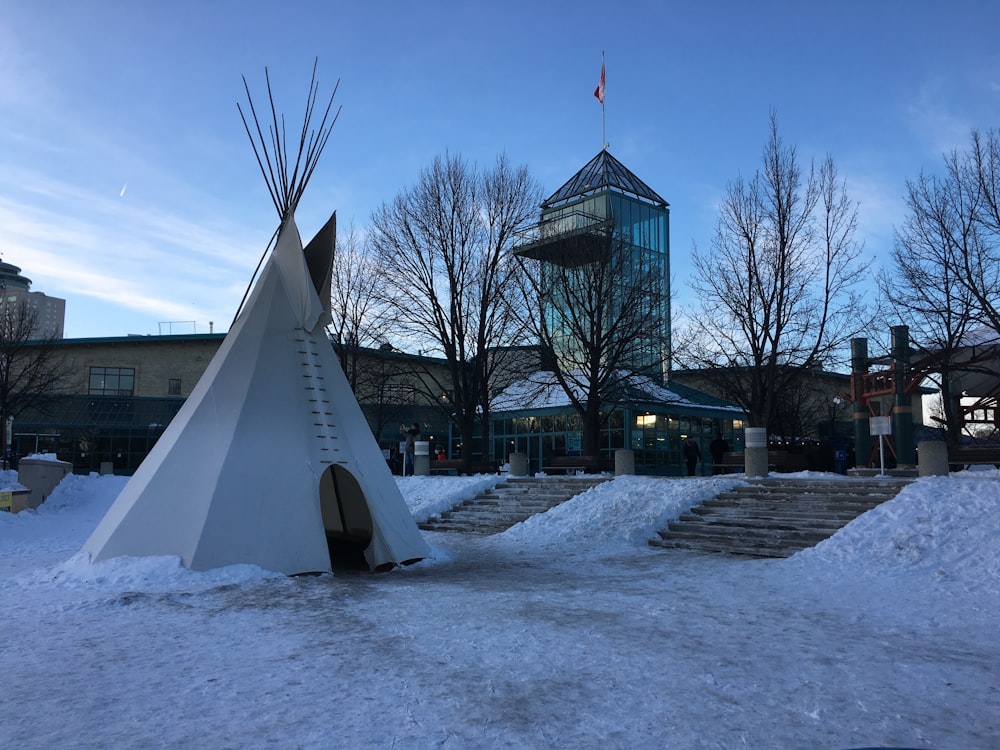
[542, 149, 668, 209]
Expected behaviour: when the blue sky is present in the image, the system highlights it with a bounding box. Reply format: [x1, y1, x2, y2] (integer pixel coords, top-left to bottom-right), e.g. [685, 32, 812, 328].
[1, 0, 998, 339]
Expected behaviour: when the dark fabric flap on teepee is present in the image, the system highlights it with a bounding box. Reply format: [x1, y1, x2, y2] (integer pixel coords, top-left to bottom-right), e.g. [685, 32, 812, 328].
[303, 211, 336, 322]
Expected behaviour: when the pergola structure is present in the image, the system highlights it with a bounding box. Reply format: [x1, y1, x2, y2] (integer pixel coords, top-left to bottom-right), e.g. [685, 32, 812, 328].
[850, 326, 1000, 468]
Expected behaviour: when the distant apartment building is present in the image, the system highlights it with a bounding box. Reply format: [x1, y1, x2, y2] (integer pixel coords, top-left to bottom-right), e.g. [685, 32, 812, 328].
[0, 258, 66, 339]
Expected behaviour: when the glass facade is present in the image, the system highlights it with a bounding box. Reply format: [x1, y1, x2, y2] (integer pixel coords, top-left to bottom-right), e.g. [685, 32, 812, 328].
[627, 411, 744, 475]
[494, 150, 742, 475]
[88, 367, 135, 396]
[535, 181, 671, 378]
[491, 406, 743, 476]
[13, 395, 182, 474]
[365, 404, 461, 475]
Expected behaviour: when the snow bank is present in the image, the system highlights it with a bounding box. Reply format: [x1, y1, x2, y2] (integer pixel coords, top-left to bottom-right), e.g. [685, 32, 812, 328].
[25, 551, 283, 593]
[794, 473, 1000, 593]
[499, 475, 746, 550]
[399, 473, 503, 522]
[6, 468, 999, 595]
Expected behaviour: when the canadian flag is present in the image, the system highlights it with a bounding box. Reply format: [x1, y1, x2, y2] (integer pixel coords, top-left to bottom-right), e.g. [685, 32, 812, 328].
[594, 60, 605, 104]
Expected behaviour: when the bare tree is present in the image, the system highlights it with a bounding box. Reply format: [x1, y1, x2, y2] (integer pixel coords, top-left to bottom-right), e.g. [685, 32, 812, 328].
[350, 348, 430, 447]
[0, 302, 72, 466]
[878, 170, 980, 445]
[512, 232, 666, 458]
[369, 153, 541, 470]
[912, 130, 1000, 328]
[679, 113, 871, 430]
[328, 222, 394, 390]
[878, 129, 1000, 443]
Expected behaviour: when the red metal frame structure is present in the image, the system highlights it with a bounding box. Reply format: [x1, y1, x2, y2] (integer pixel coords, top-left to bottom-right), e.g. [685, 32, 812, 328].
[852, 327, 1000, 467]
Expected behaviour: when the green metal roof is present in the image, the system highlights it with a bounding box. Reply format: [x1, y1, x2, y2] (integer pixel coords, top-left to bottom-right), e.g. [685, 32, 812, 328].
[542, 150, 668, 209]
[15, 395, 184, 430]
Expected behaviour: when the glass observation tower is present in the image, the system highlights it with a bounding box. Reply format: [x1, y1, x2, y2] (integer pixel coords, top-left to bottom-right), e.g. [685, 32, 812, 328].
[513, 149, 671, 379]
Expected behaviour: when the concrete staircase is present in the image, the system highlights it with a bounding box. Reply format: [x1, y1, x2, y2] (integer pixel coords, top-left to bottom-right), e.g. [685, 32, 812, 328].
[649, 477, 910, 558]
[419, 476, 612, 535]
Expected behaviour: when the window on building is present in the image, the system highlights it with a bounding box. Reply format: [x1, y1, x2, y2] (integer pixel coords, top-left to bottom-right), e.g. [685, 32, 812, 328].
[89, 367, 135, 396]
[168, 378, 182, 396]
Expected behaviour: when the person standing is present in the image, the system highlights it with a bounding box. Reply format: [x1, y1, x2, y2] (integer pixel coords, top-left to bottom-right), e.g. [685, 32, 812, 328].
[709, 432, 730, 474]
[683, 436, 702, 477]
[400, 422, 420, 476]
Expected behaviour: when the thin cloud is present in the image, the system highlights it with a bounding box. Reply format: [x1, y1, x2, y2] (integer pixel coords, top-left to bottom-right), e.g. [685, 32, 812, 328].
[0, 164, 266, 328]
[905, 76, 978, 158]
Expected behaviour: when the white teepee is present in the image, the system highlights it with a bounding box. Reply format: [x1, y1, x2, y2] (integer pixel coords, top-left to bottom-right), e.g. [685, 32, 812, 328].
[83, 67, 429, 574]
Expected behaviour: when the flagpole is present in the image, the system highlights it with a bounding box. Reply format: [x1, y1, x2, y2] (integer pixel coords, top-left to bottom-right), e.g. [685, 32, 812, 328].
[601, 50, 606, 150]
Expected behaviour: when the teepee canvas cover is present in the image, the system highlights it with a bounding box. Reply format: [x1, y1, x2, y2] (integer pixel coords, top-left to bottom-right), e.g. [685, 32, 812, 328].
[83, 67, 429, 574]
[83, 214, 429, 573]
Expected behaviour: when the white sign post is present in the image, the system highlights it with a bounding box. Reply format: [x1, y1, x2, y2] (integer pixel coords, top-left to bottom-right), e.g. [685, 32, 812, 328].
[870, 416, 892, 476]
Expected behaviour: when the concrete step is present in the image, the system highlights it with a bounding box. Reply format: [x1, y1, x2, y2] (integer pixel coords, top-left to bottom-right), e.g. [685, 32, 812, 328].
[675, 514, 850, 532]
[691, 500, 883, 514]
[712, 488, 898, 498]
[661, 523, 834, 544]
[654, 530, 833, 558]
[700, 500, 885, 515]
[418, 476, 611, 534]
[650, 477, 908, 558]
[648, 536, 795, 558]
[689, 506, 881, 521]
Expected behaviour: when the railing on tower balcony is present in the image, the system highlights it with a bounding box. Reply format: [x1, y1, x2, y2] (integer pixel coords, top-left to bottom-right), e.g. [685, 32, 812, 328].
[512, 211, 614, 267]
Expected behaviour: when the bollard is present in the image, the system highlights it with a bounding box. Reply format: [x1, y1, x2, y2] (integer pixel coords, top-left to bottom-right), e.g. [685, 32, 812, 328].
[509, 452, 528, 477]
[917, 440, 949, 477]
[414, 441, 430, 476]
[615, 449, 635, 476]
[744, 427, 769, 477]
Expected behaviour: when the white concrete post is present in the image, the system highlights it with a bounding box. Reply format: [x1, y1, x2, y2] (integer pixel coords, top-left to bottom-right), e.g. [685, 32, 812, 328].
[414, 441, 430, 476]
[744, 427, 769, 477]
[615, 449, 635, 476]
[917, 440, 949, 477]
[509, 452, 528, 477]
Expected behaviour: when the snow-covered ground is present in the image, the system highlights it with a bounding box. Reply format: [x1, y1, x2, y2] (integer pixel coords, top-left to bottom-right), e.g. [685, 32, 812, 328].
[2, 468, 998, 749]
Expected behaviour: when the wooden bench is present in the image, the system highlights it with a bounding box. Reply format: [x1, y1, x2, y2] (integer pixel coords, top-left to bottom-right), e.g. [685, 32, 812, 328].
[947, 445, 1000, 468]
[714, 452, 747, 473]
[714, 450, 805, 474]
[429, 459, 498, 475]
[540, 455, 604, 475]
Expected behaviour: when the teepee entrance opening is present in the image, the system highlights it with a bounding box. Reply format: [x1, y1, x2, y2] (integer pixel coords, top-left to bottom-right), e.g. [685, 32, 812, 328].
[320, 465, 374, 570]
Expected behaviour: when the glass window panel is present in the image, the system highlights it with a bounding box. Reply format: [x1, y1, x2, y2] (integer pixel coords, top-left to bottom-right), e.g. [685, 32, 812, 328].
[88, 367, 135, 396]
